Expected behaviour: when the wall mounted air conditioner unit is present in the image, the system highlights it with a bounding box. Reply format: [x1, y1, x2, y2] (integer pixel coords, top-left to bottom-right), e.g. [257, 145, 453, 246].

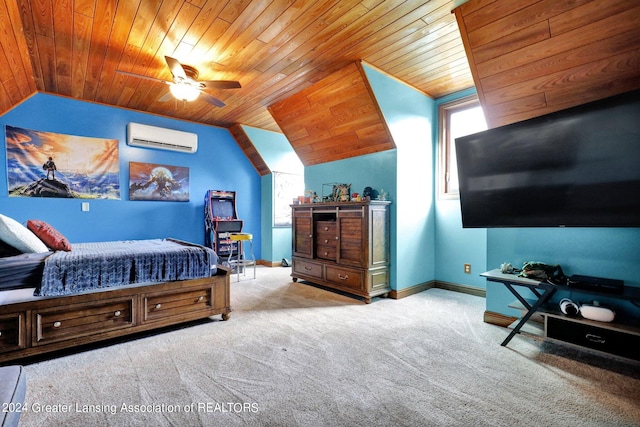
[127, 122, 198, 153]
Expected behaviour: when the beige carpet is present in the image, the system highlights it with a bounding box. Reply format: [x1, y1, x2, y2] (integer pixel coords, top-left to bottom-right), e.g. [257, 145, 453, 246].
[18, 266, 640, 426]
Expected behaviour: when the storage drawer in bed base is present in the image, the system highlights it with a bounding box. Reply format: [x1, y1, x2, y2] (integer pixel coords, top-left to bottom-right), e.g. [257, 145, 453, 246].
[142, 283, 221, 323]
[0, 269, 231, 363]
[0, 313, 25, 352]
[33, 297, 135, 346]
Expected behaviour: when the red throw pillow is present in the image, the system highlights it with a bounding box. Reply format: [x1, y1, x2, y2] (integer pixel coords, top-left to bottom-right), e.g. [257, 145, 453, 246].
[26, 220, 72, 251]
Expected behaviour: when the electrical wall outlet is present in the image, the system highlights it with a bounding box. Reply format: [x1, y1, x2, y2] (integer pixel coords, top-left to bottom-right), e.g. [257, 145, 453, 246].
[464, 263, 471, 274]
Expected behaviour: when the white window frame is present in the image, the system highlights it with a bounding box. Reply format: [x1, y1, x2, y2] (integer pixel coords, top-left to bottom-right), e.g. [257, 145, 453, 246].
[438, 94, 484, 199]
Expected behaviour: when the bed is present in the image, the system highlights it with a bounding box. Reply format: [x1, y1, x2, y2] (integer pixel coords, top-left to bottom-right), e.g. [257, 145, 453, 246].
[0, 215, 231, 363]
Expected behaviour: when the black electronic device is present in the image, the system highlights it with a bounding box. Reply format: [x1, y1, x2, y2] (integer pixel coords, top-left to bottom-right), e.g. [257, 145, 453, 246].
[204, 190, 243, 256]
[567, 274, 624, 294]
[455, 89, 640, 228]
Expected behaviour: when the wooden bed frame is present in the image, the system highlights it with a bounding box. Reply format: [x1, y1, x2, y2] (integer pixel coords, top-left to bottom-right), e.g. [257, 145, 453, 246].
[0, 266, 231, 363]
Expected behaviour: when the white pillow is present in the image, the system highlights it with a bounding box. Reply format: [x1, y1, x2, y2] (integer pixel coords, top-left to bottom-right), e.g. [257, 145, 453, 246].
[0, 214, 49, 253]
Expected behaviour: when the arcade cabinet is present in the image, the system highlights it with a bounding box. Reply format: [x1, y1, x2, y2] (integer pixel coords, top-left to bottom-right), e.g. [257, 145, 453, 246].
[204, 190, 243, 258]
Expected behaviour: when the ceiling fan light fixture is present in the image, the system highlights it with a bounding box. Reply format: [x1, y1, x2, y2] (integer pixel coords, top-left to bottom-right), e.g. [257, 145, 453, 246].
[170, 83, 200, 102]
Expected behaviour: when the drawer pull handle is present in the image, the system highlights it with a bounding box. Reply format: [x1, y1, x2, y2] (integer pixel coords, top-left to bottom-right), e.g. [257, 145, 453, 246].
[114, 310, 121, 317]
[324, 227, 329, 231]
[155, 303, 162, 310]
[585, 333, 606, 344]
[0, 331, 2, 337]
[324, 239, 329, 243]
[309, 234, 313, 238]
[198, 296, 204, 302]
[324, 252, 328, 256]
[53, 321, 62, 328]
[338, 274, 349, 280]
[304, 266, 312, 271]
[335, 236, 339, 240]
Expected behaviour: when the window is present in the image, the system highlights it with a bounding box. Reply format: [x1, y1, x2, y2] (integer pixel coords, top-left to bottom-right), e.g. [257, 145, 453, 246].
[438, 95, 487, 198]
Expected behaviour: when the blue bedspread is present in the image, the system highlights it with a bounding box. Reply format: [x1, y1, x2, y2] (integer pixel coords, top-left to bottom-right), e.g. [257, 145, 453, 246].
[36, 239, 218, 296]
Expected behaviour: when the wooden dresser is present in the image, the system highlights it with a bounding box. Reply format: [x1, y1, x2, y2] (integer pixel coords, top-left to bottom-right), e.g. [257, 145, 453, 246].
[291, 201, 391, 303]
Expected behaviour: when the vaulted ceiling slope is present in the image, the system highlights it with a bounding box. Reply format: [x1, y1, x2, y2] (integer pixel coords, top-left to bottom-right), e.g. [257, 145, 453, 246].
[0, 0, 472, 132]
[270, 61, 395, 166]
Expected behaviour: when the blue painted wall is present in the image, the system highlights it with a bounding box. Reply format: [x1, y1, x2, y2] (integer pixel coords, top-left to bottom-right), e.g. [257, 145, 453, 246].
[1, 94, 261, 257]
[433, 88, 487, 288]
[242, 125, 303, 263]
[487, 227, 640, 321]
[362, 64, 435, 290]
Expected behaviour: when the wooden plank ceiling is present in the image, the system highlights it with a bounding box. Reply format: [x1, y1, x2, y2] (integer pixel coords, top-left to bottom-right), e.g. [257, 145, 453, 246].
[269, 61, 395, 166]
[0, 0, 471, 135]
[454, 0, 640, 128]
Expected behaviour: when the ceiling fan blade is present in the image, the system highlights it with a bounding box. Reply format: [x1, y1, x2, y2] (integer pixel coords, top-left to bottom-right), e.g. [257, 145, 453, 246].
[115, 70, 169, 84]
[200, 92, 226, 108]
[157, 91, 174, 103]
[201, 80, 242, 90]
[164, 56, 187, 80]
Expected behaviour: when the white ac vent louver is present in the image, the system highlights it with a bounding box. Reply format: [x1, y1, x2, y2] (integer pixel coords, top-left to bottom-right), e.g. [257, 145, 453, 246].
[127, 122, 198, 153]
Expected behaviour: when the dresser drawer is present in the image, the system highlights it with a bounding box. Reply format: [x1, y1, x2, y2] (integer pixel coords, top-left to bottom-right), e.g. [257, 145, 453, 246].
[292, 258, 324, 279]
[34, 298, 134, 345]
[315, 221, 336, 234]
[326, 265, 364, 291]
[546, 316, 640, 361]
[316, 220, 337, 260]
[316, 234, 337, 247]
[316, 245, 336, 261]
[0, 313, 25, 352]
[143, 286, 213, 323]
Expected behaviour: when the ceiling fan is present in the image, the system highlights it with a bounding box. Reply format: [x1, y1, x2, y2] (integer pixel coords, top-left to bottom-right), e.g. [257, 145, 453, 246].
[116, 56, 241, 107]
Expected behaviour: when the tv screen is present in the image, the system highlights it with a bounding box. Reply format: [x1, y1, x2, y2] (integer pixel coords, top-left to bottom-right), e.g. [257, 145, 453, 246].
[211, 200, 235, 219]
[455, 89, 640, 228]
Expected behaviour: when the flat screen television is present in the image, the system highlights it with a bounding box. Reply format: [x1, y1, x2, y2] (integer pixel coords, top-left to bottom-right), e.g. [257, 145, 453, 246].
[455, 89, 640, 228]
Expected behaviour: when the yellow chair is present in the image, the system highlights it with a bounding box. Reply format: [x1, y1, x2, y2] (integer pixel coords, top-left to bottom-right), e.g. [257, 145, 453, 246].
[228, 232, 256, 282]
